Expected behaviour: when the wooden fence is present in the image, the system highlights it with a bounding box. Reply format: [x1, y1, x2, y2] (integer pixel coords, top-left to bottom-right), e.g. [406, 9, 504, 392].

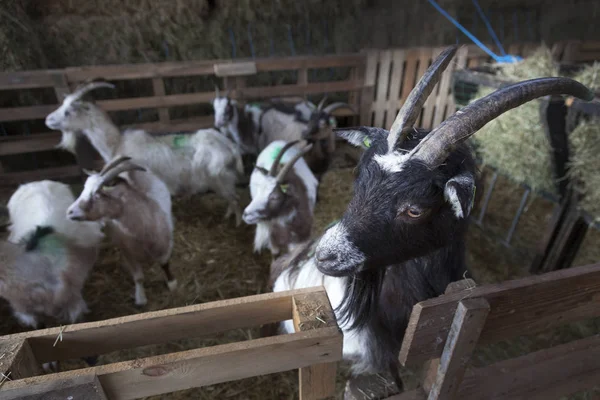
[0, 287, 342, 400]
[0, 40, 597, 186]
[384, 262, 600, 400]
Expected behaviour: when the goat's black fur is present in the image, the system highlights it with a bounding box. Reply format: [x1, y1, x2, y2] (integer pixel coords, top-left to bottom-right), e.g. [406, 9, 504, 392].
[23, 226, 55, 251]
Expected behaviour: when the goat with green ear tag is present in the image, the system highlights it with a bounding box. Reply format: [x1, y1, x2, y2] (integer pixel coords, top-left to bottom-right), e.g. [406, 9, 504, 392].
[243, 140, 317, 257]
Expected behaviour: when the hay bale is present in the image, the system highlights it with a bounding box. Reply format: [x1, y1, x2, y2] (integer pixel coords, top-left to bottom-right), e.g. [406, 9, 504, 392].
[572, 61, 600, 92]
[470, 46, 559, 194]
[0, 0, 47, 71]
[568, 119, 600, 218]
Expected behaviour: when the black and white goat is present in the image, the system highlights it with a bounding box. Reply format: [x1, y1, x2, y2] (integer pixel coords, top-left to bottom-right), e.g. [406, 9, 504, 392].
[46, 81, 244, 225]
[1, 180, 104, 328]
[68, 156, 175, 306]
[270, 46, 594, 387]
[243, 140, 318, 256]
[212, 88, 260, 156]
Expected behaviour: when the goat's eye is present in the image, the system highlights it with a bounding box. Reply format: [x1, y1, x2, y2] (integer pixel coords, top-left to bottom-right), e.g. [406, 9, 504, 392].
[406, 208, 422, 218]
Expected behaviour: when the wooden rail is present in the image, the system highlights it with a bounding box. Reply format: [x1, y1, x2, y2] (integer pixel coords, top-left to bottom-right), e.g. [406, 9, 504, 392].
[0, 287, 342, 400]
[377, 262, 600, 400]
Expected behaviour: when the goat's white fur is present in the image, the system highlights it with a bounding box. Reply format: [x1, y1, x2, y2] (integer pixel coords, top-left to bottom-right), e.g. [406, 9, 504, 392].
[316, 222, 366, 272]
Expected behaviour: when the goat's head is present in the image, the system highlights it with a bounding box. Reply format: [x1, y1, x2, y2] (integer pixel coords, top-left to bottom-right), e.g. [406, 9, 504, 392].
[315, 45, 594, 277]
[243, 141, 312, 224]
[212, 87, 235, 128]
[301, 97, 355, 141]
[45, 79, 115, 131]
[67, 156, 145, 222]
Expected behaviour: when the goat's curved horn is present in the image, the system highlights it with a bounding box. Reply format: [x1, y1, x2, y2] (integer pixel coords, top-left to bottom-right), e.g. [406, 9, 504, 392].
[316, 96, 328, 112]
[99, 161, 146, 188]
[71, 80, 115, 101]
[411, 77, 594, 167]
[322, 102, 356, 115]
[387, 46, 458, 153]
[99, 156, 132, 176]
[276, 143, 313, 183]
[269, 140, 300, 176]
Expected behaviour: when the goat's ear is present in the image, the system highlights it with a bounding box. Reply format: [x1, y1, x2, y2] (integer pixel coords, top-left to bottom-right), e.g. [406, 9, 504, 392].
[444, 173, 476, 219]
[334, 127, 384, 150]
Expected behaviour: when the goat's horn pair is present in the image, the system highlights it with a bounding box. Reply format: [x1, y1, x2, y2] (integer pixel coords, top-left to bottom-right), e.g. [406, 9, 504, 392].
[316, 96, 328, 112]
[97, 156, 146, 188]
[322, 102, 356, 115]
[71, 78, 115, 101]
[269, 141, 300, 176]
[387, 46, 458, 153]
[275, 143, 313, 183]
[410, 77, 594, 167]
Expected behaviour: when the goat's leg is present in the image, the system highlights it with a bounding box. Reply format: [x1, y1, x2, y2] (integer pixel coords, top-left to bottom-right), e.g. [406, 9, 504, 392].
[66, 294, 89, 324]
[122, 255, 147, 306]
[161, 262, 178, 292]
[214, 179, 242, 227]
[13, 311, 38, 329]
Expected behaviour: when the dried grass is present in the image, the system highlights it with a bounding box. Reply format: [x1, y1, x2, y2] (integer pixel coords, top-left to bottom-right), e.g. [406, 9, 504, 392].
[568, 119, 600, 218]
[572, 62, 600, 92]
[470, 46, 560, 194]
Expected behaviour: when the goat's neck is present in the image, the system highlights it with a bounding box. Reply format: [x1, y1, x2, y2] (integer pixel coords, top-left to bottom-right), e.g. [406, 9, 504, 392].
[81, 114, 121, 162]
[227, 107, 256, 152]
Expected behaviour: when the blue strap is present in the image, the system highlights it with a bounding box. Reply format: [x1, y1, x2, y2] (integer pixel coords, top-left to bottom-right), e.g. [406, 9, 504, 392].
[427, 0, 522, 63]
[472, 0, 506, 56]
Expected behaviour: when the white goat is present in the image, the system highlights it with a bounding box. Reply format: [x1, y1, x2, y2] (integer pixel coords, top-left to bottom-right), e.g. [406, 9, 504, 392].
[68, 156, 175, 306]
[243, 140, 317, 256]
[46, 81, 244, 225]
[1, 180, 104, 328]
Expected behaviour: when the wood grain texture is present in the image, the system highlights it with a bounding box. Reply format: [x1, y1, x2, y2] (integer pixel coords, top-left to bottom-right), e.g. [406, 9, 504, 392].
[400, 263, 600, 366]
[457, 334, 600, 400]
[0, 339, 42, 380]
[1, 374, 108, 400]
[2, 287, 323, 363]
[214, 61, 257, 77]
[2, 328, 342, 400]
[293, 290, 339, 400]
[427, 298, 490, 400]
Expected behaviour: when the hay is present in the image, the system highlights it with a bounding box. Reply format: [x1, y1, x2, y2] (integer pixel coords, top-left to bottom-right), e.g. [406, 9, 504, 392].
[568, 119, 600, 218]
[470, 46, 560, 194]
[572, 62, 600, 92]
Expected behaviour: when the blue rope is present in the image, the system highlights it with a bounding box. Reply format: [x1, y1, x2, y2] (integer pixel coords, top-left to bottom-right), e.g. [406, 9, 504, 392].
[247, 23, 256, 59]
[228, 27, 237, 59]
[472, 0, 506, 56]
[427, 0, 521, 63]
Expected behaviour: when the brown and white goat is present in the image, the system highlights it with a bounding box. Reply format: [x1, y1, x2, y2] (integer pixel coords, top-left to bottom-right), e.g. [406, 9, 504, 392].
[1, 180, 104, 328]
[68, 156, 176, 306]
[242, 140, 317, 256]
[271, 46, 594, 389]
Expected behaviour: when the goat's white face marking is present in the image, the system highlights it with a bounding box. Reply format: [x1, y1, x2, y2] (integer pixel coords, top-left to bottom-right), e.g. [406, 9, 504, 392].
[444, 185, 463, 218]
[45, 94, 81, 131]
[243, 170, 278, 225]
[373, 151, 411, 173]
[316, 223, 366, 274]
[212, 97, 233, 128]
[67, 174, 103, 220]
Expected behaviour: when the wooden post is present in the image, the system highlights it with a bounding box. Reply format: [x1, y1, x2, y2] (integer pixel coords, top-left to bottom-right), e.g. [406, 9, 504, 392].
[421, 279, 476, 393]
[0, 339, 42, 380]
[426, 298, 490, 400]
[298, 67, 308, 87]
[292, 291, 339, 400]
[152, 77, 170, 123]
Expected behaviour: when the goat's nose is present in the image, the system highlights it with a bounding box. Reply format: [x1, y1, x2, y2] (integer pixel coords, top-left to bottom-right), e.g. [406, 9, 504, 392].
[316, 249, 337, 263]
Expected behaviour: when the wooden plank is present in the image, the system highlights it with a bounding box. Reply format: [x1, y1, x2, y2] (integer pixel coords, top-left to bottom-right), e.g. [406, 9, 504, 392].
[1, 287, 322, 363]
[385, 49, 406, 127]
[214, 61, 257, 77]
[385, 389, 427, 400]
[457, 334, 600, 400]
[374, 50, 392, 128]
[0, 70, 64, 90]
[0, 165, 83, 186]
[422, 278, 477, 393]
[1, 374, 108, 400]
[427, 298, 490, 400]
[293, 291, 339, 400]
[361, 50, 379, 125]
[298, 68, 308, 86]
[2, 327, 342, 400]
[435, 46, 468, 125]
[152, 77, 170, 123]
[0, 132, 62, 156]
[0, 339, 42, 380]
[399, 262, 600, 366]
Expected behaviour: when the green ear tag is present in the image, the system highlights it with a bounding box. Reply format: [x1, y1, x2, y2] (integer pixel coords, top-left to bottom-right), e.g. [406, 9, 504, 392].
[280, 184, 289, 194]
[328, 116, 337, 128]
[363, 137, 372, 148]
[173, 135, 187, 149]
